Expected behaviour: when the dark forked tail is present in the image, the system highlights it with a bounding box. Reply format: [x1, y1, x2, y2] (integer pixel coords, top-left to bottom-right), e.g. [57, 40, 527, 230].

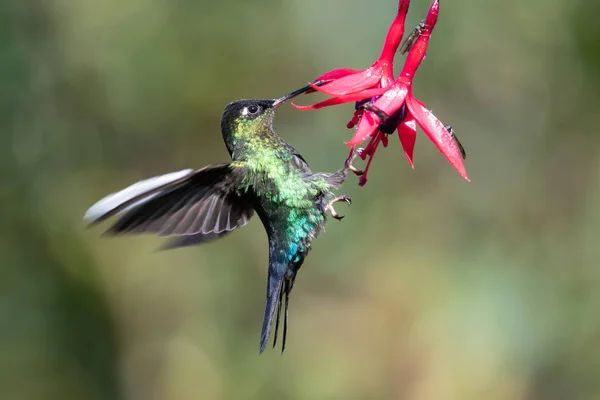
[259, 253, 297, 353]
[271, 279, 291, 352]
[260, 269, 283, 353]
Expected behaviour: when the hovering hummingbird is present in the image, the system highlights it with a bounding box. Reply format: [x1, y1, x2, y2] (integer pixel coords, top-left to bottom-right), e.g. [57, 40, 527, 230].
[84, 84, 362, 353]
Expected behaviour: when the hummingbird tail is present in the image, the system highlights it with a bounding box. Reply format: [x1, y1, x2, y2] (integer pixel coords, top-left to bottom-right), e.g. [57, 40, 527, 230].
[259, 261, 293, 354]
[259, 273, 283, 354]
[272, 279, 291, 352]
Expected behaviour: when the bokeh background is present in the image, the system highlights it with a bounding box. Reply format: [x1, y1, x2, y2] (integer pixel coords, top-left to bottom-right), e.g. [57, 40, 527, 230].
[2, 0, 600, 399]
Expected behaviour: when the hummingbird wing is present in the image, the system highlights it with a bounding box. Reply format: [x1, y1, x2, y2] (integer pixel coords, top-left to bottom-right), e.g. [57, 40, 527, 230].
[288, 150, 310, 173]
[84, 163, 253, 243]
[277, 138, 312, 174]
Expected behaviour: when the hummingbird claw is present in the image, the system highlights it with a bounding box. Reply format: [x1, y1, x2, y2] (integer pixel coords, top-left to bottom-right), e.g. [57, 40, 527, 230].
[348, 165, 364, 176]
[345, 149, 364, 176]
[327, 195, 351, 221]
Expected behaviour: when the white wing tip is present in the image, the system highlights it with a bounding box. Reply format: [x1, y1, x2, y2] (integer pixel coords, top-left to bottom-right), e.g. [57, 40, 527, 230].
[84, 169, 194, 223]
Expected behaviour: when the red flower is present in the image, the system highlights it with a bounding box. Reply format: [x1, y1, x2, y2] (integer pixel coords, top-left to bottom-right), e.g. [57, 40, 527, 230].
[294, 0, 411, 121]
[294, 0, 469, 185]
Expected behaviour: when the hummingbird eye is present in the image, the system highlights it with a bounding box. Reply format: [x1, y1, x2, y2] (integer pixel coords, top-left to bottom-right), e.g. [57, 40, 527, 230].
[240, 104, 262, 118]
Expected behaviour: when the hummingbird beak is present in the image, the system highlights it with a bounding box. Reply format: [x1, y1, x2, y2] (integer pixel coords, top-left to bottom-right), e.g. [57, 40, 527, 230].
[272, 80, 327, 108]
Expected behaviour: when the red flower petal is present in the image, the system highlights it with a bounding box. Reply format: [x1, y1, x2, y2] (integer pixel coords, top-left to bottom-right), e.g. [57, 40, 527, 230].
[397, 0, 439, 81]
[425, 0, 439, 27]
[313, 66, 384, 96]
[304, 69, 362, 94]
[379, 0, 411, 63]
[346, 109, 364, 129]
[347, 84, 409, 146]
[397, 118, 417, 168]
[357, 133, 385, 186]
[315, 68, 360, 82]
[346, 113, 379, 147]
[292, 87, 387, 110]
[381, 134, 389, 147]
[291, 99, 345, 110]
[406, 95, 469, 180]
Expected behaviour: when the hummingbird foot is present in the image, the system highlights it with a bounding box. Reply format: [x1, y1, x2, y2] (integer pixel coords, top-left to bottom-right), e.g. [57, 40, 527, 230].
[348, 165, 363, 176]
[327, 195, 351, 221]
[444, 125, 467, 160]
[345, 148, 364, 176]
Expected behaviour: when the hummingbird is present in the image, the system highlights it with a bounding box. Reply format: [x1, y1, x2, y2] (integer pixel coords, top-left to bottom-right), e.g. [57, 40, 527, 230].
[84, 84, 362, 353]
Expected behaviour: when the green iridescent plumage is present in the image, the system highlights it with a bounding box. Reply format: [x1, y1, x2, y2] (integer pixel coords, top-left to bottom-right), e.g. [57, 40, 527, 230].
[85, 86, 359, 353]
[220, 98, 357, 352]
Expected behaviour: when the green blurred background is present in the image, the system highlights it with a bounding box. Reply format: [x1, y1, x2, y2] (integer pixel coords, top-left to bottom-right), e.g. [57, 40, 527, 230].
[2, 0, 600, 399]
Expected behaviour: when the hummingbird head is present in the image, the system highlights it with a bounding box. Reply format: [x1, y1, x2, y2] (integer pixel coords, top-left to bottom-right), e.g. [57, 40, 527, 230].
[220, 84, 314, 156]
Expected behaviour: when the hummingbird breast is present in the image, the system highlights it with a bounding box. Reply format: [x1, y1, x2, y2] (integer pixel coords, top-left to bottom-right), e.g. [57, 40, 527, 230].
[234, 135, 332, 260]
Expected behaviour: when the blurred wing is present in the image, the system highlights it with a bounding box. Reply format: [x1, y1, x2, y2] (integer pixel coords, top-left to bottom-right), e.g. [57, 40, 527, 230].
[85, 163, 253, 241]
[84, 169, 196, 224]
